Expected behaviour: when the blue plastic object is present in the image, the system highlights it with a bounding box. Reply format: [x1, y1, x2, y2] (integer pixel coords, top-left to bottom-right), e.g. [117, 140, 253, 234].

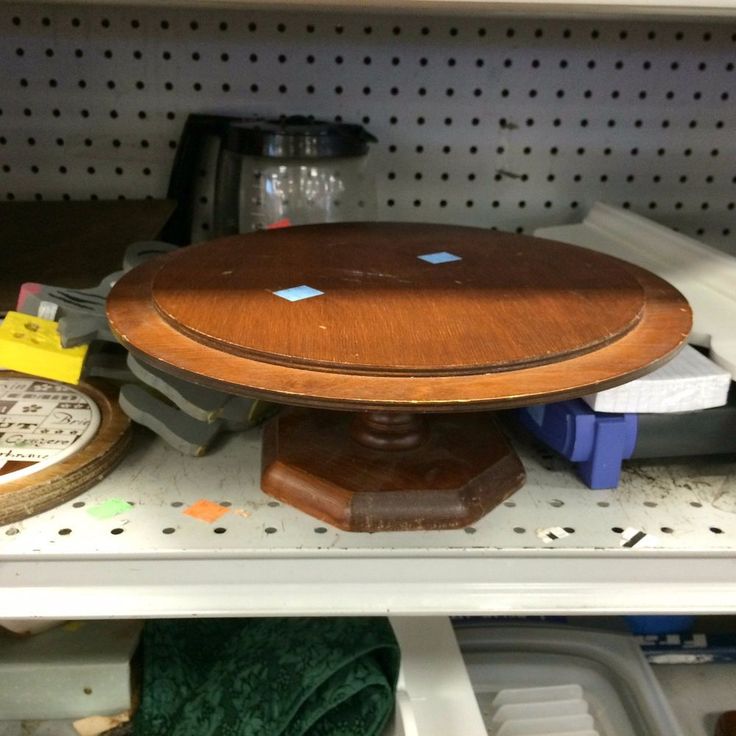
[515, 399, 638, 489]
[626, 616, 696, 636]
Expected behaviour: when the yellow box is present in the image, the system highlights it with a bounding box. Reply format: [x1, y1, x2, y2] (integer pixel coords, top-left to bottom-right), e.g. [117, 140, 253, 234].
[0, 312, 88, 384]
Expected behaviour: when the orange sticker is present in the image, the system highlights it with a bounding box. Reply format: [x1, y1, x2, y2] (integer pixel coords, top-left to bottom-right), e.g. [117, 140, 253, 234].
[267, 217, 292, 229]
[183, 499, 229, 524]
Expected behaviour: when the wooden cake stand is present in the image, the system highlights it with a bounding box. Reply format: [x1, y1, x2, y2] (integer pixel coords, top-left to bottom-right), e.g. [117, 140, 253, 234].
[107, 223, 691, 532]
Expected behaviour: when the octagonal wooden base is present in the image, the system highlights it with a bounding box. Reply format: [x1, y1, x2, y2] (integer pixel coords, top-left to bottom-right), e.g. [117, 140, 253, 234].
[261, 409, 526, 532]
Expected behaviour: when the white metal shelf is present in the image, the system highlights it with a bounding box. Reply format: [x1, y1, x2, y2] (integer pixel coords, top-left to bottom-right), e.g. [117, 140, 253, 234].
[2, 425, 735, 618]
[13, 0, 736, 19]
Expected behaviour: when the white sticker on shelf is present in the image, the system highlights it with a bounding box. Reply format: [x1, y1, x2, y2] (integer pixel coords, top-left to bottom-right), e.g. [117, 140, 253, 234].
[536, 526, 570, 543]
[620, 527, 660, 548]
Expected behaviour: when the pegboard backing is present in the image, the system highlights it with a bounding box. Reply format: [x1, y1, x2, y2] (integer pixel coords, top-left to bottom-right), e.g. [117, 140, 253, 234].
[1, 5, 736, 249]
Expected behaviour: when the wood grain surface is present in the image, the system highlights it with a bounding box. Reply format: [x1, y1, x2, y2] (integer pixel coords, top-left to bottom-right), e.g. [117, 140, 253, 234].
[262, 408, 526, 531]
[107, 222, 692, 412]
[0, 375, 132, 526]
[152, 223, 644, 376]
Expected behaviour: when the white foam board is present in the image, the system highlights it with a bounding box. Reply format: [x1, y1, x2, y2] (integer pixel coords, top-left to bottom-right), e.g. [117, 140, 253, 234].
[583, 345, 731, 413]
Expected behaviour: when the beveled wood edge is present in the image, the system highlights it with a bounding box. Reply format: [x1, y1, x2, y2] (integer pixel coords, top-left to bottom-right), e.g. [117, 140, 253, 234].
[156, 302, 646, 378]
[107, 255, 692, 412]
[0, 375, 133, 525]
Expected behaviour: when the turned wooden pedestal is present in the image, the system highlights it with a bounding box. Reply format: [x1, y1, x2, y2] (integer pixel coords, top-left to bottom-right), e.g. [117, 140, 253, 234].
[108, 222, 691, 532]
[262, 410, 525, 532]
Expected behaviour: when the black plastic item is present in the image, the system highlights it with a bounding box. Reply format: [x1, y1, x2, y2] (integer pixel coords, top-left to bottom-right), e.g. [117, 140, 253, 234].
[633, 382, 736, 458]
[223, 116, 377, 159]
[161, 113, 237, 246]
[160, 114, 377, 246]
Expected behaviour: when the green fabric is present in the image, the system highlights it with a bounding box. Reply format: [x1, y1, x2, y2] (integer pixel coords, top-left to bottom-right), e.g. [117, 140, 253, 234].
[133, 618, 400, 736]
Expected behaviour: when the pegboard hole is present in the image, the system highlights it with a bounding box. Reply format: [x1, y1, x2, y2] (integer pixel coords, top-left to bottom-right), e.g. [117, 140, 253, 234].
[213, 527, 227, 534]
[661, 527, 674, 534]
[162, 527, 176, 534]
[5, 528, 19, 536]
[265, 526, 278, 534]
[612, 526, 624, 534]
[464, 527, 477, 534]
[710, 527, 725, 534]
[72, 501, 85, 508]
[643, 501, 658, 507]
[513, 527, 526, 534]
[314, 527, 328, 534]
[110, 528, 124, 535]
[58, 528, 72, 536]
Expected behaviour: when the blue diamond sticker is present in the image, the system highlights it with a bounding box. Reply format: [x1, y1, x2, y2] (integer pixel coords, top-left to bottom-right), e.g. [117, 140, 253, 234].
[273, 285, 324, 302]
[417, 251, 462, 264]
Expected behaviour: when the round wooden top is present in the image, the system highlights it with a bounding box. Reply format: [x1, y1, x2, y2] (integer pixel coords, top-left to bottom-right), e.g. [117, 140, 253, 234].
[152, 224, 644, 377]
[108, 223, 692, 411]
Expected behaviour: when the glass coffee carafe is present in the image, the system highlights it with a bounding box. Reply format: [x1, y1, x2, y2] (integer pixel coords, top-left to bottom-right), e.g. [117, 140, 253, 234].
[213, 117, 377, 234]
[164, 114, 378, 244]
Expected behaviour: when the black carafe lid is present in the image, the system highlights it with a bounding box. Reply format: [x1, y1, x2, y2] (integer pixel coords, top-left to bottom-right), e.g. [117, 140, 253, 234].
[223, 115, 377, 159]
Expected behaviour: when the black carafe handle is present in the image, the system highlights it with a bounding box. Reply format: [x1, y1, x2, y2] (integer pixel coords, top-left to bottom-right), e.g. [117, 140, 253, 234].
[160, 114, 236, 246]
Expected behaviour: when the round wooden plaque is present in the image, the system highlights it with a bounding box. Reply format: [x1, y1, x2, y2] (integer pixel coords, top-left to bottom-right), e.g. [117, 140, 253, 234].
[0, 374, 132, 526]
[108, 223, 691, 412]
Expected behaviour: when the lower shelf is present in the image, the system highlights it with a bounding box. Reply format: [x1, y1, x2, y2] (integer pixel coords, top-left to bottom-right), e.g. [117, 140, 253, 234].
[2, 617, 732, 736]
[0, 616, 486, 736]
